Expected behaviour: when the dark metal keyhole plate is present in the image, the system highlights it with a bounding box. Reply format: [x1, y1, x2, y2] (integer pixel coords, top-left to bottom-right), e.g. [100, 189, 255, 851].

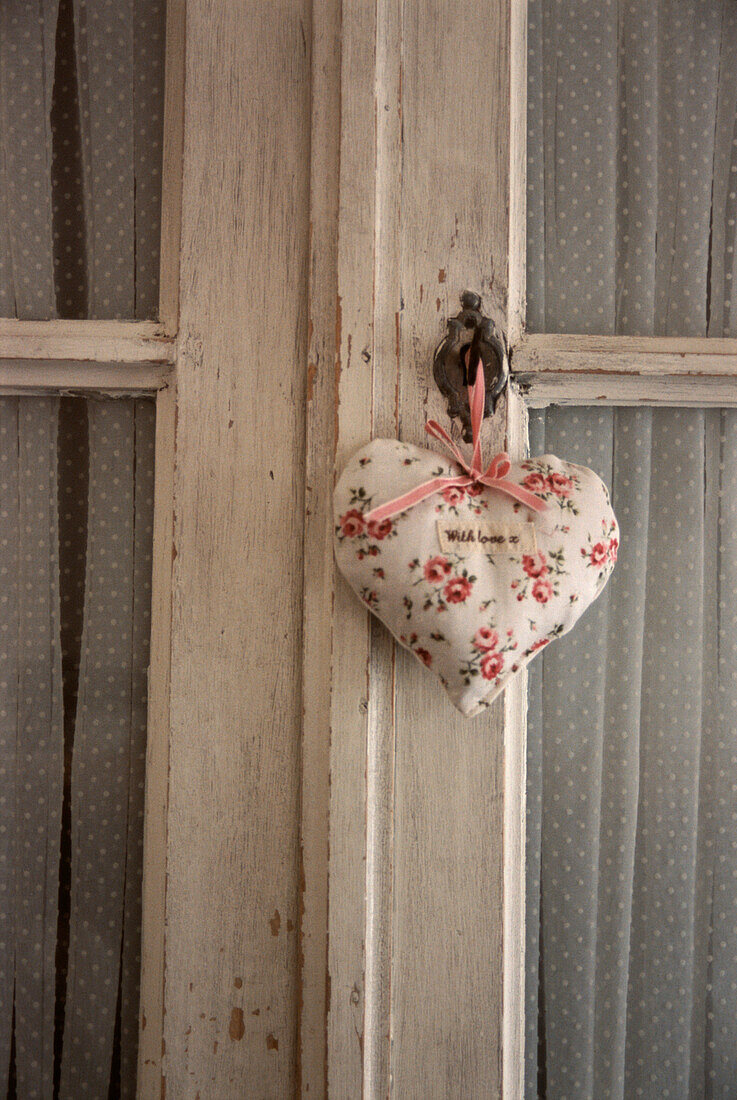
[432, 290, 509, 442]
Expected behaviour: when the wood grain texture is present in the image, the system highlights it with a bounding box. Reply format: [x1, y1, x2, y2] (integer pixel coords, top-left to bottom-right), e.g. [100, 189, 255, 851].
[163, 2, 311, 1095]
[514, 334, 737, 406]
[299, 0, 340, 1093]
[0, 320, 175, 362]
[389, 2, 513, 1093]
[363, 4, 402, 1095]
[304, 1, 530, 1096]
[325, 3, 377, 1094]
[516, 374, 737, 407]
[514, 332, 737, 373]
[137, 381, 176, 1094]
[502, 388, 529, 1100]
[303, 1, 405, 1095]
[0, 360, 170, 395]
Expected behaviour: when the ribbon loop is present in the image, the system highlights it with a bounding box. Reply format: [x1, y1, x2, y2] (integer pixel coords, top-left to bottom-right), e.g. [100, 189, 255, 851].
[363, 361, 547, 524]
[486, 453, 511, 479]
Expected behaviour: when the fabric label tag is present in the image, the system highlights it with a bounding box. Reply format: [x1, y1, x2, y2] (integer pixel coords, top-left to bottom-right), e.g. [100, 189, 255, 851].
[436, 519, 538, 556]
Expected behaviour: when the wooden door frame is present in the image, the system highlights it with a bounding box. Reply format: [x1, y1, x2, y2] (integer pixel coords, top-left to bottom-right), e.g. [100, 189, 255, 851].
[3, 0, 737, 1096]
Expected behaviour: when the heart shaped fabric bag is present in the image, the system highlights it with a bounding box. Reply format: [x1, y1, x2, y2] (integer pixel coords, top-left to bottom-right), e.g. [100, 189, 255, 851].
[333, 366, 618, 717]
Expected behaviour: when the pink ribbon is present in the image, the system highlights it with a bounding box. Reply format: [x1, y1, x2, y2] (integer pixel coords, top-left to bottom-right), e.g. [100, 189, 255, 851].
[363, 360, 548, 524]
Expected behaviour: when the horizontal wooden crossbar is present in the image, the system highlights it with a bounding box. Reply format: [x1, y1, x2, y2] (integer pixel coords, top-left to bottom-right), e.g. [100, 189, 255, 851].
[0, 319, 176, 365]
[513, 333, 737, 406]
[0, 359, 172, 396]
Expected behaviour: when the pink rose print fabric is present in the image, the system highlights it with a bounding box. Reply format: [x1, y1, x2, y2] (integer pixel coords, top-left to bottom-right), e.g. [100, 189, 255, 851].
[334, 440, 618, 717]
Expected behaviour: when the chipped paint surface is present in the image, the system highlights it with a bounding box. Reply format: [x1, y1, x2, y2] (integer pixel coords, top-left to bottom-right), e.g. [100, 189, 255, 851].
[163, 3, 309, 1096]
[229, 1008, 245, 1042]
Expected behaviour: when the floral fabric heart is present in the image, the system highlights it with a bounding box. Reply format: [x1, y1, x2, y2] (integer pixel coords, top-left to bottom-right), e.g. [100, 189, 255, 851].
[334, 441, 618, 716]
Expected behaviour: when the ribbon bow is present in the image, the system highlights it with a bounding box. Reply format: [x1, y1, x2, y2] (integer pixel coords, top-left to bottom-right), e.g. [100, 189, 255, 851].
[363, 360, 547, 525]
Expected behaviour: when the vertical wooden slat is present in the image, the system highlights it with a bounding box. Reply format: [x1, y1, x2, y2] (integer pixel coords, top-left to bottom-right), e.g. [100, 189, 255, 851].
[157, 0, 186, 334]
[302, 1, 403, 1093]
[305, 0, 529, 1094]
[390, 0, 523, 1091]
[324, 3, 377, 1094]
[163, 1, 312, 1094]
[502, 392, 529, 1100]
[363, 2, 403, 1094]
[137, 379, 175, 1095]
[300, 0, 340, 1093]
[120, 398, 156, 1098]
[503, 9, 529, 1088]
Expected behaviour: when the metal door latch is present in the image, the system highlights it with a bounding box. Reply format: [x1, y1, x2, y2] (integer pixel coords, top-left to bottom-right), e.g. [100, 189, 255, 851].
[432, 290, 509, 442]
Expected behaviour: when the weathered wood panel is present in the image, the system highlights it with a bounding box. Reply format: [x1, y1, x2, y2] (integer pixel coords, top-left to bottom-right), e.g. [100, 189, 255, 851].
[511, 334, 737, 406]
[138, 381, 176, 1093]
[304, 1, 529, 1096]
[163, 2, 312, 1095]
[299, 0, 340, 1094]
[389, 2, 515, 1093]
[515, 332, 737, 375]
[324, 4, 381, 1095]
[517, 374, 737, 408]
[0, 320, 174, 362]
[0, 360, 170, 395]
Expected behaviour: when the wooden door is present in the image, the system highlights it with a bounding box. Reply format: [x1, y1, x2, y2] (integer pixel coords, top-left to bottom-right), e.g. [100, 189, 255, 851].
[150, 2, 737, 1097]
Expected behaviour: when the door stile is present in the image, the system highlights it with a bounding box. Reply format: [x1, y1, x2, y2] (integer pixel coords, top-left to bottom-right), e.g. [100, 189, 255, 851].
[138, 0, 185, 1090]
[324, 1, 398, 1095]
[504, 2, 530, 1095]
[302, 1, 404, 1094]
[303, 0, 529, 1095]
[138, 380, 177, 1096]
[163, 1, 312, 1093]
[363, 3, 404, 1096]
[300, 0, 342, 1094]
[388, 0, 527, 1094]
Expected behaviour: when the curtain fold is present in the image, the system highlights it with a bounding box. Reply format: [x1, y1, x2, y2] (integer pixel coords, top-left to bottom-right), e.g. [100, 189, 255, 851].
[0, 402, 16, 1098]
[707, 411, 737, 1090]
[528, 3, 737, 1097]
[60, 403, 138, 1098]
[0, 0, 163, 1096]
[60, 2, 161, 1093]
[0, 399, 64, 1100]
[0, 0, 59, 321]
[0, 6, 65, 1099]
[14, 401, 64, 1100]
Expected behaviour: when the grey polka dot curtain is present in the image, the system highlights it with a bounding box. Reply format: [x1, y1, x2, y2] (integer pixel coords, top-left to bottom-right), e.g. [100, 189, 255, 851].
[527, 2, 737, 1098]
[0, 1, 164, 1097]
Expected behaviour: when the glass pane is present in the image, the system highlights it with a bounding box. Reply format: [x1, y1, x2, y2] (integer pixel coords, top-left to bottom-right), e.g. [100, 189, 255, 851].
[0, 0, 167, 320]
[525, 404, 737, 1097]
[0, 393, 154, 1096]
[527, 0, 737, 337]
